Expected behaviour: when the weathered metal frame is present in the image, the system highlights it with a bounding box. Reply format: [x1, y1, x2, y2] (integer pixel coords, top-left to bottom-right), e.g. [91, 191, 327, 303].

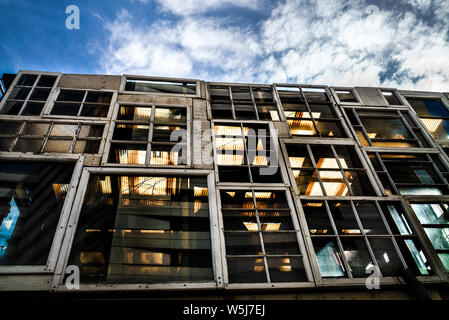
[120, 75, 201, 98]
[52, 167, 222, 292]
[0, 70, 61, 117]
[0, 153, 84, 276]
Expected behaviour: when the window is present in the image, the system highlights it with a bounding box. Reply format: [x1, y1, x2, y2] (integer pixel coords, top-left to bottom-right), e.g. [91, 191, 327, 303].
[286, 144, 375, 196]
[302, 200, 433, 278]
[66, 174, 213, 284]
[346, 109, 430, 148]
[410, 203, 449, 271]
[276, 86, 346, 137]
[0, 161, 74, 265]
[0, 119, 104, 154]
[368, 152, 449, 195]
[108, 104, 188, 165]
[214, 122, 282, 183]
[50, 89, 113, 117]
[220, 189, 308, 284]
[381, 90, 403, 106]
[1, 72, 58, 116]
[124, 76, 198, 96]
[334, 89, 359, 103]
[406, 97, 449, 143]
[208, 84, 280, 121]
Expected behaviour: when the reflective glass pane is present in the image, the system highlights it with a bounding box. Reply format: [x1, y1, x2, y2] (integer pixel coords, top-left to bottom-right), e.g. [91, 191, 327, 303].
[227, 257, 267, 283]
[411, 203, 449, 225]
[329, 202, 361, 235]
[267, 257, 307, 283]
[113, 124, 149, 141]
[225, 232, 262, 255]
[369, 238, 403, 277]
[262, 233, 300, 255]
[312, 238, 346, 277]
[424, 228, 449, 250]
[340, 237, 374, 278]
[354, 202, 388, 234]
[302, 201, 334, 235]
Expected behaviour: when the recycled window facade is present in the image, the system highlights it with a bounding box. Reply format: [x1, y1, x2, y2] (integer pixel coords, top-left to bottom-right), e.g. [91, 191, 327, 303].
[0, 119, 104, 154]
[410, 202, 449, 271]
[0, 72, 58, 116]
[275, 86, 346, 138]
[67, 174, 213, 284]
[220, 189, 308, 283]
[0, 160, 74, 265]
[108, 104, 188, 165]
[406, 97, 449, 143]
[368, 152, 449, 195]
[286, 144, 375, 196]
[213, 122, 282, 183]
[50, 89, 113, 118]
[124, 76, 198, 96]
[208, 84, 280, 121]
[345, 109, 431, 148]
[302, 200, 434, 278]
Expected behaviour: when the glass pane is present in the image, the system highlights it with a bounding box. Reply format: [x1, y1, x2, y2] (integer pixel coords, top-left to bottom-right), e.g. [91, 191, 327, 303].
[407, 98, 449, 117]
[259, 210, 294, 231]
[267, 257, 307, 283]
[288, 119, 317, 136]
[0, 161, 74, 265]
[222, 210, 257, 231]
[424, 228, 449, 250]
[318, 170, 350, 196]
[109, 144, 147, 164]
[79, 125, 104, 138]
[51, 103, 81, 116]
[57, 90, 85, 102]
[329, 202, 361, 235]
[262, 233, 300, 255]
[382, 203, 413, 235]
[0, 121, 21, 135]
[67, 175, 213, 284]
[411, 203, 449, 225]
[227, 257, 267, 283]
[0, 138, 13, 151]
[438, 253, 449, 272]
[346, 171, 376, 196]
[369, 238, 403, 277]
[113, 124, 149, 141]
[225, 232, 262, 255]
[220, 191, 255, 209]
[297, 170, 323, 196]
[16, 74, 38, 86]
[73, 141, 100, 154]
[150, 144, 186, 165]
[50, 124, 78, 137]
[9, 87, 31, 100]
[22, 122, 50, 136]
[211, 102, 233, 119]
[80, 105, 109, 118]
[312, 238, 346, 277]
[235, 104, 256, 120]
[340, 237, 374, 278]
[396, 238, 433, 276]
[117, 105, 152, 121]
[302, 201, 334, 235]
[154, 107, 187, 123]
[4, 101, 24, 115]
[152, 125, 185, 143]
[22, 102, 45, 115]
[315, 120, 345, 138]
[125, 79, 196, 94]
[218, 166, 250, 183]
[13, 138, 43, 153]
[254, 191, 288, 209]
[37, 75, 56, 87]
[29, 88, 51, 101]
[85, 91, 112, 104]
[43, 139, 73, 153]
[354, 202, 388, 234]
[334, 146, 363, 168]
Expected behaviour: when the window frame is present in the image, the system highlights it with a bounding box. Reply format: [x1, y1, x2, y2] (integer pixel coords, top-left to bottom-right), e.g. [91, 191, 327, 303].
[206, 82, 283, 122]
[44, 87, 117, 120]
[330, 87, 363, 106]
[216, 185, 315, 289]
[211, 119, 290, 187]
[120, 75, 201, 98]
[52, 167, 222, 292]
[0, 154, 84, 275]
[102, 101, 192, 167]
[0, 70, 61, 117]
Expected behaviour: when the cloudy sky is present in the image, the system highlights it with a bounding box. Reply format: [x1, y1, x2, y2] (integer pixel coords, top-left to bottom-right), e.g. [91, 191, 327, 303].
[1, 0, 449, 91]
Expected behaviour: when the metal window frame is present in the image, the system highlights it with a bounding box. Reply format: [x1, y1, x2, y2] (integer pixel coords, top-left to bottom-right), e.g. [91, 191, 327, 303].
[0, 70, 61, 117]
[43, 87, 118, 121]
[275, 84, 353, 139]
[377, 88, 407, 107]
[294, 197, 447, 286]
[330, 87, 363, 106]
[0, 117, 110, 156]
[51, 167, 222, 292]
[280, 139, 383, 198]
[206, 82, 283, 122]
[102, 101, 192, 168]
[215, 185, 315, 290]
[211, 119, 290, 187]
[120, 75, 201, 98]
[0, 153, 84, 275]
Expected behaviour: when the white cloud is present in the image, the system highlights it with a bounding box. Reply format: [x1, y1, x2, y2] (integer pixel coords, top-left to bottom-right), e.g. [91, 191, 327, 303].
[97, 0, 449, 91]
[154, 0, 260, 16]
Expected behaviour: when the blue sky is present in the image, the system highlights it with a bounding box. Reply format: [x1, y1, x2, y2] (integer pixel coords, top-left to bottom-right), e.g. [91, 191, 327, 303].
[1, 0, 449, 91]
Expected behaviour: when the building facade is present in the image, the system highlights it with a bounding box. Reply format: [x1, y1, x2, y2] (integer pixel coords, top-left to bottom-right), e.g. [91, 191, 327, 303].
[0, 70, 448, 299]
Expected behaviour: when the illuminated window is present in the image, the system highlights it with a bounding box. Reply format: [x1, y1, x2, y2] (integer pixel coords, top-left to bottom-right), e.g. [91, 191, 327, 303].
[108, 105, 188, 165]
[302, 200, 434, 278]
[50, 89, 113, 117]
[346, 109, 431, 148]
[0, 119, 103, 154]
[410, 203, 449, 271]
[406, 97, 449, 143]
[286, 144, 375, 196]
[214, 122, 282, 183]
[221, 189, 308, 283]
[0, 72, 58, 116]
[208, 84, 280, 121]
[67, 175, 213, 284]
[368, 152, 449, 195]
[0, 161, 74, 265]
[276, 86, 346, 137]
